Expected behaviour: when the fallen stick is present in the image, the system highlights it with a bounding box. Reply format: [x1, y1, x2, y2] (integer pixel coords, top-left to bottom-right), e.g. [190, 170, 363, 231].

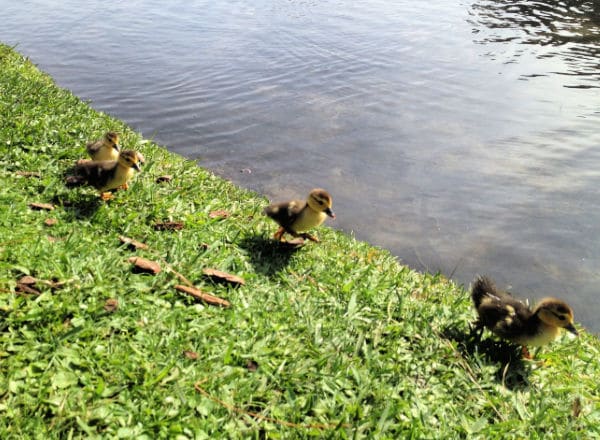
[174, 284, 231, 308]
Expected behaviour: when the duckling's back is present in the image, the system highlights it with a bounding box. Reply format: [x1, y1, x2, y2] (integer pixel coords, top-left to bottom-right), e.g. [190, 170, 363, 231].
[472, 276, 539, 341]
[471, 276, 498, 309]
[75, 160, 118, 190]
[264, 199, 306, 231]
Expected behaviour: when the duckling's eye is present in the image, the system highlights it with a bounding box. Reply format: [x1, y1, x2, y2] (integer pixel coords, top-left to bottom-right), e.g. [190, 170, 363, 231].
[317, 200, 324, 206]
[557, 315, 566, 321]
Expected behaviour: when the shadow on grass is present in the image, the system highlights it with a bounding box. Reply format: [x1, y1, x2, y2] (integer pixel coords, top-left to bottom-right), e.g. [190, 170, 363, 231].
[53, 193, 103, 219]
[442, 324, 531, 390]
[238, 235, 302, 277]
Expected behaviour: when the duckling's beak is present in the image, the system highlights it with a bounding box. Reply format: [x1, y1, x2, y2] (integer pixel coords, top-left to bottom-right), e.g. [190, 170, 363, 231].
[133, 162, 141, 172]
[565, 323, 578, 336]
[325, 208, 336, 219]
[113, 144, 121, 152]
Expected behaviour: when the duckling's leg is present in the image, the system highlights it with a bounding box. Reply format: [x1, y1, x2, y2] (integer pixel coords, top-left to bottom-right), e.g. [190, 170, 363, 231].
[469, 322, 484, 341]
[100, 192, 114, 201]
[273, 227, 286, 241]
[300, 232, 319, 243]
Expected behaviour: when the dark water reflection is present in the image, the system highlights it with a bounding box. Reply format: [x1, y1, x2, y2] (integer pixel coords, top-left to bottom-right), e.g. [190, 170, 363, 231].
[470, 0, 600, 87]
[1, 0, 600, 333]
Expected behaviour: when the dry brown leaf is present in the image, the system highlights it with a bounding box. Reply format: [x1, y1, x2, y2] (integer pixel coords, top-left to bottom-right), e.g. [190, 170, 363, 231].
[119, 235, 149, 250]
[174, 284, 231, 308]
[16, 284, 41, 295]
[572, 397, 582, 419]
[16, 171, 41, 178]
[208, 210, 230, 219]
[15, 276, 41, 295]
[104, 298, 119, 312]
[29, 202, 55, 211]
[128, 256, 161, 274]
[156, 175, 173, 183]
[153, 221, 184, 231]
[246, 359, 259, 372]
[202, 268, 245, 286]
[44, 218, 58, 226]
[19, 275, 38, 285]
[183, 351, 199, 360]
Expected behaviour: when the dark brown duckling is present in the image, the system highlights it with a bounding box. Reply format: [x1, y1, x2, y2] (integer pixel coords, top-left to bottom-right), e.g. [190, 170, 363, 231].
[472, 275, 578, 358]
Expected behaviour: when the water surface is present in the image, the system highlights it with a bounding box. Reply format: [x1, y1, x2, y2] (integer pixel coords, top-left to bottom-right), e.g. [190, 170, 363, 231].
[2, 0, 600, 332]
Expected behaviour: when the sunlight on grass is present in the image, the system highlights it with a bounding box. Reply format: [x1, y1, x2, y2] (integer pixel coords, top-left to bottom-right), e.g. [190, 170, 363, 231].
[1, 43, 599, 438]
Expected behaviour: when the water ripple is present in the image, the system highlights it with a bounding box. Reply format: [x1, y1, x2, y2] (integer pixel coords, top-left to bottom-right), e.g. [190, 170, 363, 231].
[469, 0, 600, 86]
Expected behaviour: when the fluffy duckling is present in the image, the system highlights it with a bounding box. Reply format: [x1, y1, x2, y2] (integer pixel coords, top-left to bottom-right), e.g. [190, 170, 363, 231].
[264, 188, 335, 243]
[86, 131, 120, 161]
[471, 275, 578, 358]
[74, 149, 141, 200]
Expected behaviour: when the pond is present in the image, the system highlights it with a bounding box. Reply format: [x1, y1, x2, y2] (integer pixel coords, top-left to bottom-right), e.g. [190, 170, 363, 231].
[2, 0, 600, 333]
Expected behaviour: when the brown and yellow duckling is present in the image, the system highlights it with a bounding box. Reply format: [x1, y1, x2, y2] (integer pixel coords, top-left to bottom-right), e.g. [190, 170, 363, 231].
[264, 188, 335, 243]
[73, 149, 142, 200]
[471, 275, 578, 358]
[86, 131, 121, 161]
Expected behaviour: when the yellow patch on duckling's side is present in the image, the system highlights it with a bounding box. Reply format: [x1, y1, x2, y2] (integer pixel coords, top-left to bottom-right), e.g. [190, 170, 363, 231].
[263, 188, 335, 242]
[291, 208, 327, 233]
[515, 324, 561, 347]
[98, 164, 135, 192]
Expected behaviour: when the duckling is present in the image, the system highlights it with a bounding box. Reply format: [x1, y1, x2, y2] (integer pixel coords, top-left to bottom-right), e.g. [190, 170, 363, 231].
[264, 188, 335, 242]
[86, 131, 120, 161]
[73, 149, 141, 200]
[471, 275, 578, 358]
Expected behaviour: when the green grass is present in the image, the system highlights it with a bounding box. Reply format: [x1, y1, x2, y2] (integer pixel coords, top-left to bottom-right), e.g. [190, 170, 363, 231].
[1, 43, 599, 439]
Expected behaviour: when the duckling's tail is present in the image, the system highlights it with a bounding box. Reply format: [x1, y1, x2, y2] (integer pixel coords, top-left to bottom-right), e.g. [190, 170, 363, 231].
[471, 276, 497, 308]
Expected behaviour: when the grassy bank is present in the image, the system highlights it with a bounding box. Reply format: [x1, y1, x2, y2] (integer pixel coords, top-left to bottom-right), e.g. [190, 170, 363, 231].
[1, 43, 599, 439]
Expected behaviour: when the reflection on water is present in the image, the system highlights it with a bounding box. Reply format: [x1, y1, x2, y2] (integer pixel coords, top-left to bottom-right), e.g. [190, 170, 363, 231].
[470, 0, 600, 87]
[1, 0, 600, 332]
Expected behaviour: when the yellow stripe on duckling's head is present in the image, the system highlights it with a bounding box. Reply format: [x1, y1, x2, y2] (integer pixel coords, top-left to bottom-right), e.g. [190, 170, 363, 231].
[535, 298, 578, 336]
[307, 188, 335, 218]
[118, 150, 142, 171]
[104, 131, 121, 152]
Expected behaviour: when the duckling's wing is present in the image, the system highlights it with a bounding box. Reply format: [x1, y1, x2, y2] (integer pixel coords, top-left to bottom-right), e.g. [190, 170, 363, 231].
[75, 160, 116, 190]
[86, 140, 102, 157]
[477, 293, 532, 339]
[264, 199, 306, 231]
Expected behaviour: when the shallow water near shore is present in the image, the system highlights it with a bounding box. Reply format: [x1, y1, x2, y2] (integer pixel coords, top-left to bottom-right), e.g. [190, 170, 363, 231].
[2, 0, 600, 332]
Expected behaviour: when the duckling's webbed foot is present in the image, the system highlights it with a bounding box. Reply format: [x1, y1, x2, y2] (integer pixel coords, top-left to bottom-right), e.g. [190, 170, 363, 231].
[300, 232, 319, 243]
[469, 321, 484, 341]
[273, 227, 286, 241]
[100, 192, 114, 201]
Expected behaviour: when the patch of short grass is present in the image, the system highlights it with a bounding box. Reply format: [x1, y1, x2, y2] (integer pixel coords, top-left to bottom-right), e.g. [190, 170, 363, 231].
[1, 43, 599, 439]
